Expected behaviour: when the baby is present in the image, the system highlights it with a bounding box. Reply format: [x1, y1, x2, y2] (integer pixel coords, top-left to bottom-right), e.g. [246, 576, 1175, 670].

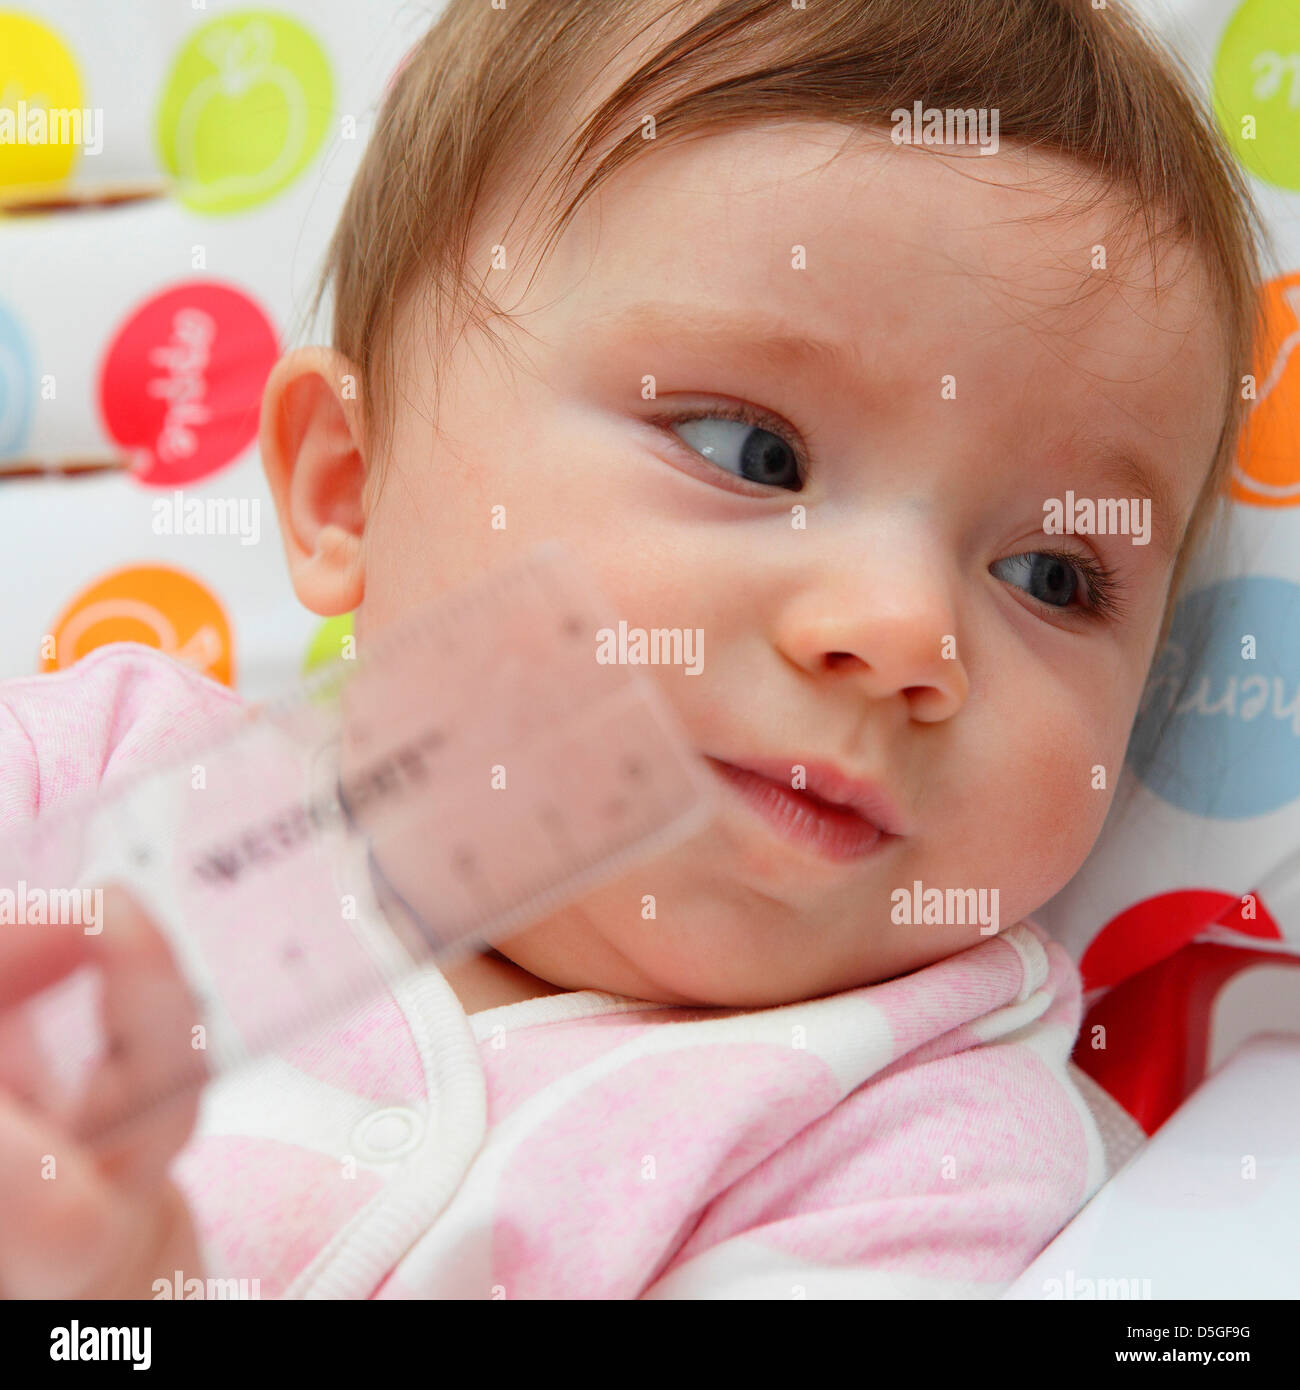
[0, 0, 1265, 1299]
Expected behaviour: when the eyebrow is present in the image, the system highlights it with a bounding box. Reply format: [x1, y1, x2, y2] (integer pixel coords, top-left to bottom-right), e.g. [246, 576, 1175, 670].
[593, 302, 1191, 559]
[1070, 442, 1187, 562]
[587, 302, 866, 382]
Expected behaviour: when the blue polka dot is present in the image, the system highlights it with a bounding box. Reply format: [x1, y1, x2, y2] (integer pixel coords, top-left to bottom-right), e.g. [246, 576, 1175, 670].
[1128, 576, 1300, 818]
[0, 300, 34, 457]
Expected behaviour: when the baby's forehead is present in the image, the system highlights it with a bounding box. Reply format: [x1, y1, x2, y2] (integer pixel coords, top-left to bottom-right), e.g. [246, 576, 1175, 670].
[470, 124, 1221, 501]
[524, 123, 1218, 364]
[520, 121, 1211, 319]
[409, 119, 1225, 489]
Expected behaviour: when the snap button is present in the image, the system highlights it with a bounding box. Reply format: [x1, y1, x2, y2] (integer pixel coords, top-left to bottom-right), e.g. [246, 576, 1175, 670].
[352, 1106, 423, 1160]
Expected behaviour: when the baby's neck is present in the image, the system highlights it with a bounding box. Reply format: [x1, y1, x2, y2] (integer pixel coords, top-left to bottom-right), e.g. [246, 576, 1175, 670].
[440, 947, 570, 1017]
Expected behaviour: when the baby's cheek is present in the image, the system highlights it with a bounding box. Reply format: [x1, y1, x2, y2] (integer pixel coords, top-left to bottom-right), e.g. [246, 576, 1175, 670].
[1008, 703, 1127, 896]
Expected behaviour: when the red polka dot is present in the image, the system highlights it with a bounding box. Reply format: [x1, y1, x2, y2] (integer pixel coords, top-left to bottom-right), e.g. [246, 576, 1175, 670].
[98, 281, 278, 485]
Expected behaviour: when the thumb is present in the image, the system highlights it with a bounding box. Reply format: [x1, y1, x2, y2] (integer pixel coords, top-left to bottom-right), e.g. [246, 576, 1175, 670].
[0, 1089, 156, 1299]
[74, 883, 206, 1192]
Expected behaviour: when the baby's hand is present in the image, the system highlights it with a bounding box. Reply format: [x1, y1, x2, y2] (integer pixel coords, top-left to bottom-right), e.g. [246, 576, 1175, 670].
[0, 884, 204, 1299]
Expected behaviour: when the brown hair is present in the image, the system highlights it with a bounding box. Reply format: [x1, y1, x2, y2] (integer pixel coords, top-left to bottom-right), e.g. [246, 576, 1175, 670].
[311, 0, 1269, 649]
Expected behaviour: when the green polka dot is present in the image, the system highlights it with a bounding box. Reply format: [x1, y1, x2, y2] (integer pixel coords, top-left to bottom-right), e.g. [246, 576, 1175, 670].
[303, 612, 354, 676]
[1214, 0, 1300, 190]
[156, 11, 332, 214]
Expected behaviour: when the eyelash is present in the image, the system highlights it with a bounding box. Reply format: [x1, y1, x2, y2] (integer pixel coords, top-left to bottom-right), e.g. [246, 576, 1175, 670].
[647, 400, 1128, 623]
[1019, 550, 1128, 624]
[648, 399, 811, 488]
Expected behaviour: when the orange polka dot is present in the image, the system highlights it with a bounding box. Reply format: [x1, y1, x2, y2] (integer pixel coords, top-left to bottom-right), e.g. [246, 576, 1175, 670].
[1232, 271, 1300, 508]
[43, 564, 234, 686]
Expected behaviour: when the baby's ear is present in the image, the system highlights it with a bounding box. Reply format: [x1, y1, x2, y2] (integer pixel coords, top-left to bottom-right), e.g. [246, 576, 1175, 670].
[259, 346, 366, 617]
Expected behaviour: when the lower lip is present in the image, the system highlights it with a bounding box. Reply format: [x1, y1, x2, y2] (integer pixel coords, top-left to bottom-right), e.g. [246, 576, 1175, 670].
[707, 759, 891, 863]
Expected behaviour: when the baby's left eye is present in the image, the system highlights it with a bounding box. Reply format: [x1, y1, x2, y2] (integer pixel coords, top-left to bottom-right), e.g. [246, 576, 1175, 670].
[662, 406, 805, 491]
[991, 548, 1124, 623]
[991, 552, 1083, 609]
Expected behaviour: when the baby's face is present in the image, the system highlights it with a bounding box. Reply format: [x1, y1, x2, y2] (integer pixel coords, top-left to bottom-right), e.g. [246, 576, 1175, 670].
[347, 124, 1227, 1007]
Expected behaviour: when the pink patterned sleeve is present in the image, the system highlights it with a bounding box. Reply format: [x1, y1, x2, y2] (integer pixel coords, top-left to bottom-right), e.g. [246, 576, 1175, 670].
[0, 642, 245, 833]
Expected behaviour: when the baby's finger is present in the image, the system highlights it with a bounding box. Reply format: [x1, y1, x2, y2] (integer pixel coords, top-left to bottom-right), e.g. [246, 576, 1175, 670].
[0, 1087, 150, 1300]
[0, 907, 104, 1123]
[72, 884, 207, 1189]
[0, 909, 92, 1011]
[0, 1003, 58, 1109]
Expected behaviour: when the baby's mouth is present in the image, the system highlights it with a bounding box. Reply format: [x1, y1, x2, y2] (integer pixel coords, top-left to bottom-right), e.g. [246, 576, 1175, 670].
[702, 756, 899, 864]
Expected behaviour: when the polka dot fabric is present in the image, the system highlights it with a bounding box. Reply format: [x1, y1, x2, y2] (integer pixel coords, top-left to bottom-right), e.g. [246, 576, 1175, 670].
[0, 0, 414, 694]
[1037, 0, 1300, 1133]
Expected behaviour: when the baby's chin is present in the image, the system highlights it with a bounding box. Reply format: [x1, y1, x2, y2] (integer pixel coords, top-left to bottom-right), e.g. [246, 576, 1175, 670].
[628, 939, 1000, 1009]
[505, 903, 1002, 1011]
[496, 826, 1038, 1007]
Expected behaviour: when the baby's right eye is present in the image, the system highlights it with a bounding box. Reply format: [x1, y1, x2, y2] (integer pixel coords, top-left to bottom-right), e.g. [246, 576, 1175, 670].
[651, 401, 807, 492]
